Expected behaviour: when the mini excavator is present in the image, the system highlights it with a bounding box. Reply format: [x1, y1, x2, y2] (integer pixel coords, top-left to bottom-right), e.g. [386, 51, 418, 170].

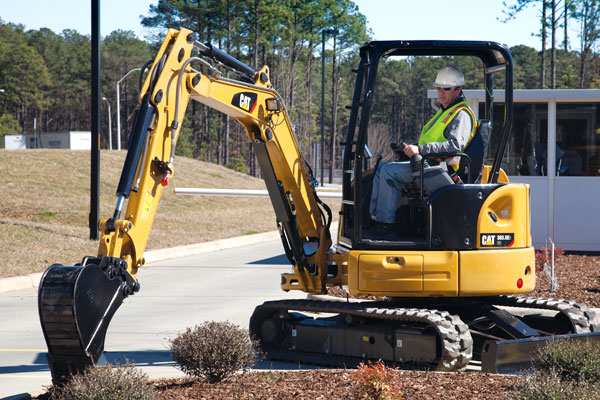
[39, 28, 600, 384]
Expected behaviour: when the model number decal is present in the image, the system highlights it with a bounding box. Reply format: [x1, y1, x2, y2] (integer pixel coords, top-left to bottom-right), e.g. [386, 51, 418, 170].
[232, 92, 258, 113]
[480, 233, 514, 247]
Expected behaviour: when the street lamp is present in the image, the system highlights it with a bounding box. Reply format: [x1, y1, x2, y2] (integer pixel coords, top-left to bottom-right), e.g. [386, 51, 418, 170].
[0, 89, 4, 93]
[321, 28, 339, 186]
[116, 68, 141, 150]
[102, 97, 112, 150]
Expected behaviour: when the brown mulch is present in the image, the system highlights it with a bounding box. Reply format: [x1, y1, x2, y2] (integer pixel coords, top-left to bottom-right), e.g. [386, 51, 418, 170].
[529, 253, 600, 308]
[153, 370, 519, 400]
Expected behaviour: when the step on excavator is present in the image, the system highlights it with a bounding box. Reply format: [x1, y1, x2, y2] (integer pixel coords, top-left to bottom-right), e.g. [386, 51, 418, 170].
[38, 28, 600, 384]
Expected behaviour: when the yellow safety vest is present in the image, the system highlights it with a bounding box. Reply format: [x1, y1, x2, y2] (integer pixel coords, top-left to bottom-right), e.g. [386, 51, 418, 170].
[418, 100, 476, 170]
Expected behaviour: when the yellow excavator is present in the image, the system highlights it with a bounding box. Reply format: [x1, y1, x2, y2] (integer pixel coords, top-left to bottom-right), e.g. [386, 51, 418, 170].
[38, 28, 600, 384]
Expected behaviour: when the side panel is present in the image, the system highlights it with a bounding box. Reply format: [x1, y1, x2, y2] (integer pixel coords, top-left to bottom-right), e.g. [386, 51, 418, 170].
[459, 247, 535, 295]
[477, 183, 531, 249]
[348, 251, 458, 296]
[359, 254, 423, 292]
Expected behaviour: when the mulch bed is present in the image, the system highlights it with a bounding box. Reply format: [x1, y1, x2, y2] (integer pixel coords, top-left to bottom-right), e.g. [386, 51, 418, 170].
[153, 370, 519, 400]
[529, 253, 600, 307]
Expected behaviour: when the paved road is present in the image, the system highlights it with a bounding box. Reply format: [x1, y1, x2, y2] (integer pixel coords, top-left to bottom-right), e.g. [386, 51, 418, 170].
[0, 238, 305, 399]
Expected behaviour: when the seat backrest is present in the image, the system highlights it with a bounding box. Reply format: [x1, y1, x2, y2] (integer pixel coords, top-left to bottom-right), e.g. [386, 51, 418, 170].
[458, 119, 491, 183]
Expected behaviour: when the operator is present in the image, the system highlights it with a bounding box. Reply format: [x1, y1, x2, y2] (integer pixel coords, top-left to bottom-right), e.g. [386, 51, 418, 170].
[369, 66, 476, 233]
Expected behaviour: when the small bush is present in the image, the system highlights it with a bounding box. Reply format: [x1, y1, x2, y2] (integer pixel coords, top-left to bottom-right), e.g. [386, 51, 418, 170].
[53, 362, 155, 400]
[511, 371, 600, 400]
[536, 339, 600, 383]
[353, 360, 403, 400]
[170, 321, 257, 383]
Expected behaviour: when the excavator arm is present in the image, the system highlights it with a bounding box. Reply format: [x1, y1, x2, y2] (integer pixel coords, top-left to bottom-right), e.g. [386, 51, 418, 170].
[38, 28, 332, 383]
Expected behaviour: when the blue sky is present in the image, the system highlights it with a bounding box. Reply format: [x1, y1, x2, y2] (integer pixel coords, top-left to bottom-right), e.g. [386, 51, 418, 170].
[0, 0, 580, 51]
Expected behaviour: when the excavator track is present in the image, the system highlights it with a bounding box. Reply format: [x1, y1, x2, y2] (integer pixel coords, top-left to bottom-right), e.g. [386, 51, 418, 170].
[250, 295, 600, 373]
[491, 295, 600, 333]
[250, 299, 473, 371]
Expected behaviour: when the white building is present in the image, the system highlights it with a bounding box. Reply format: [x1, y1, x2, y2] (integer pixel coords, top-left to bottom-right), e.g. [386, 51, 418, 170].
[4, 131, 91, 150]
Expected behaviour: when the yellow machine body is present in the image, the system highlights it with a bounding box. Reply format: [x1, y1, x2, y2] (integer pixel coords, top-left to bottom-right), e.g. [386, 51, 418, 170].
[281, 178, 535, 297]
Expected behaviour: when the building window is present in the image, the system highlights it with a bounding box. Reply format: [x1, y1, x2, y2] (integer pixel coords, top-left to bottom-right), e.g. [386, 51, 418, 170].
[482, 102, 548, 176]
[556, 103, 600, 176]
[481, 102, 600, 176]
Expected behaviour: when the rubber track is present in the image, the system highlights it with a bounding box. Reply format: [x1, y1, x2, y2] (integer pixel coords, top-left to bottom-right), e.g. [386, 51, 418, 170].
[250, 299, 473, 371]
[492, 295, 600, 333]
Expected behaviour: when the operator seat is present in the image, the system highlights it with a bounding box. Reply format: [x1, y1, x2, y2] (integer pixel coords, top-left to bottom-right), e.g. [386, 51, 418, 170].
[457, 119, 491, 183]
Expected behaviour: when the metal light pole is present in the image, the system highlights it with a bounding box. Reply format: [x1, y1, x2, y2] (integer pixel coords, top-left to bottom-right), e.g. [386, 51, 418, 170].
[321, 30, 326, 186]
[90, 0, 100, 240]
[102, 97, 112, 150]
[116, 67, 140, 150]
[320, 28, 337, 186]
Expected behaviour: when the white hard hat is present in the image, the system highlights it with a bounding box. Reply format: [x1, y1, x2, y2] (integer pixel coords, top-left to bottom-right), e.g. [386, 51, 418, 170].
[433, 66, 464, 88]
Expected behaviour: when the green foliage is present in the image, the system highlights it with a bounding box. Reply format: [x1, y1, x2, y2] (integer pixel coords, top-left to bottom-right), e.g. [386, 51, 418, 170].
[353, 360, 403, 400]
[536, 339, 600, 383]
[0, 114, 20, 137]
[511, 371, 600, 400]
[170, 321, 257, 383]
[226, 154, 248, 173]
[53, 362, 156, 400]
[511, 339, 600, 400]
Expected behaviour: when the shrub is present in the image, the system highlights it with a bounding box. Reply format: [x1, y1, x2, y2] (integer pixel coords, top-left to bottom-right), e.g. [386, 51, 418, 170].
[170, 321, 257, 383]
[53, 362, 156, 400]
[536, 339, 600, 383]
[511, 340, 600, 400]
[511, 371, 600, 400]
[353, 360, 403, 400]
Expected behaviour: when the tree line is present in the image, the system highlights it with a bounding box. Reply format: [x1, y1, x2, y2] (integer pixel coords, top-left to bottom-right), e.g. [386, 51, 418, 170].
[1, 0, 599, 182]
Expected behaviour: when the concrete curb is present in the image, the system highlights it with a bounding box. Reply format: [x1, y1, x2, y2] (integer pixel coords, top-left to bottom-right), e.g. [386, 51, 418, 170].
[0, 273, 44, 294]
[0, 230, 281, 294]
[143, 230, 280, 264]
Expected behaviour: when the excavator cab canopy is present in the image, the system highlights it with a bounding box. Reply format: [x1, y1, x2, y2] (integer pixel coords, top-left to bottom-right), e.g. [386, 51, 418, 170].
[340, 40, 514, 249]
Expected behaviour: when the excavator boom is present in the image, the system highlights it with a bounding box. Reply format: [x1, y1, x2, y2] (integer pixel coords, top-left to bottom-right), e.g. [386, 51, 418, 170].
[38, 28, 331, 383]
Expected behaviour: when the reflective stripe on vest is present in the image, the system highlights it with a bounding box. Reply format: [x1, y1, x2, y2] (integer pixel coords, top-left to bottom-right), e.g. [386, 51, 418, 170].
[418, 100, 476, 170]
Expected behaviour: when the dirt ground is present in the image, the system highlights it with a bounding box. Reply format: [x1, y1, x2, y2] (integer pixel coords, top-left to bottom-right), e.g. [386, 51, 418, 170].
[146, 252, 599, 400]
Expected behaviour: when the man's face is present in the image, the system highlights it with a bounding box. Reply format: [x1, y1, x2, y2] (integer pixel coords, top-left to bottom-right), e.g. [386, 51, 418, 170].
[436, 87, 461, 108]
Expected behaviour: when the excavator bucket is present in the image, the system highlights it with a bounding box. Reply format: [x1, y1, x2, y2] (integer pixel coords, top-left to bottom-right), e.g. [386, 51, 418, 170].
[38, 262, 128, 384]
[481, 332, 600, 373]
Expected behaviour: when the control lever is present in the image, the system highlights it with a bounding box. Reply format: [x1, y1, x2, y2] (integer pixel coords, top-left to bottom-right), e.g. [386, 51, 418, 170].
[396, 142, 428, 179]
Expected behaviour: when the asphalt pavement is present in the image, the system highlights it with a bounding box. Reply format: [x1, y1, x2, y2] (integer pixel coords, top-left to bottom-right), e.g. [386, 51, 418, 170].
[0, 234, 306, 399]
